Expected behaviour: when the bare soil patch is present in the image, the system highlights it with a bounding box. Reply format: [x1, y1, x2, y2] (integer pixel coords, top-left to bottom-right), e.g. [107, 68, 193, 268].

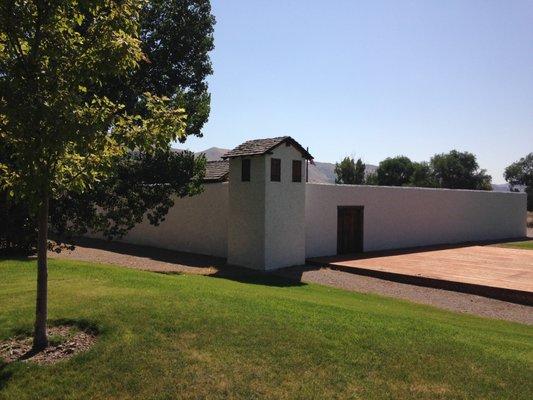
[0, 325, 97, 365]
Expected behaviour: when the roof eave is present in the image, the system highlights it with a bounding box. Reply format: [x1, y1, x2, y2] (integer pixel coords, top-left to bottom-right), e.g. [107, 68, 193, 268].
[222, 137, 313, 160]
[267, 137, 314, 160]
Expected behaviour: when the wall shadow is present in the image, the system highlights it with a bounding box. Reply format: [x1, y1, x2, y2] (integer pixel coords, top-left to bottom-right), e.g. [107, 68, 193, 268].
[58, 236, 226, 269]
[62, 237, 307, 287]
[208, 264, 307, 287]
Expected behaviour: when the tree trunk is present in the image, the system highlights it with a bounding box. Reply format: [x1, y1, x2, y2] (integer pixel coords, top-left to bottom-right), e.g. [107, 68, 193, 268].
[33, 194, 49, 351]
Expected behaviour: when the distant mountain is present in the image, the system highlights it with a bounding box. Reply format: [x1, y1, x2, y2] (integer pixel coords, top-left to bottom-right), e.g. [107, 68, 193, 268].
[196, 147, 230, 161]
[307, 162, 335, 183]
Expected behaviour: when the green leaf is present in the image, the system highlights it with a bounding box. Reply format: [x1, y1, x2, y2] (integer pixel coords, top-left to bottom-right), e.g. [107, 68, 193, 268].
[75, 13, 84, 26]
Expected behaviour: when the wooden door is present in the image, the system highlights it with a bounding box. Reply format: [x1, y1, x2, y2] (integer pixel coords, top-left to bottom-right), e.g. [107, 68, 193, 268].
[337, 206, 364, 254]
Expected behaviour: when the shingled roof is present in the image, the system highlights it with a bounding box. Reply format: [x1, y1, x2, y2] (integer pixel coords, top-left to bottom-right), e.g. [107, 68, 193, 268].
[222, 136, 313, 160]
[203, 160, 229, 183]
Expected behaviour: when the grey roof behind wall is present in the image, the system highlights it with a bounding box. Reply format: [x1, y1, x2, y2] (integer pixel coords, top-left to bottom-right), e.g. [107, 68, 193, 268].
[203, 160, 229, 183]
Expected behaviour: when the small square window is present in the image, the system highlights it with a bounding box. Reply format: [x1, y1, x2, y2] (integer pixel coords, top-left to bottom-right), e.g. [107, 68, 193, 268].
[241, 159, 250, 181]
[292, 160, 302, 182]
[271, 158, 281, 182]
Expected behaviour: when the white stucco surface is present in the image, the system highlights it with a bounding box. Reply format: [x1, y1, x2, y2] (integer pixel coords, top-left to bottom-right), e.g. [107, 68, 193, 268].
[305, 183, 527, 258]
[264, 145, 306, 269]
[227, 143, 308, 270]
[227, 156, 266, 269]
[115, 182, 229, 257]
[89, 141, 527, 271]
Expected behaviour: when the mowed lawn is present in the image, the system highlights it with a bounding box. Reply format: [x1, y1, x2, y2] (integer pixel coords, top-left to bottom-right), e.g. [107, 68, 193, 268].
[1, 259, 532, 400]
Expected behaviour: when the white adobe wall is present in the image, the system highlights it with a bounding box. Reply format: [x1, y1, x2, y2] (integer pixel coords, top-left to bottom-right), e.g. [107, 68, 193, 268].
[264, 145, 306, 269]
[305, 183, 527, 258]
[227, 156, 267, 269]
[112, 182, 229, 257]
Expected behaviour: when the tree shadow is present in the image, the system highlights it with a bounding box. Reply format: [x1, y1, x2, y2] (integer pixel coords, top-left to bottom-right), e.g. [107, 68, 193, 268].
[50, 318, 101, 335]
[0, 363, 13, 391]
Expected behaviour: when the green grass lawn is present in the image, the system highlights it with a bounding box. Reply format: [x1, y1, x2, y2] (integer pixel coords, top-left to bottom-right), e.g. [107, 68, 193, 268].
[496, 239, 533, 250]
[1, 259, 532, 400]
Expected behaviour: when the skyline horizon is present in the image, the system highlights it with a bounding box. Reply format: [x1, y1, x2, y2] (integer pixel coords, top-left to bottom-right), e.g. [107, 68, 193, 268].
[173, 0, 533, 184]
[173, 139, 513, 186]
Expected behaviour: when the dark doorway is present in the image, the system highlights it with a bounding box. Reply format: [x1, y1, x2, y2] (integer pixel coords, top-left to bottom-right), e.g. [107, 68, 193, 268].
[337, 206, 364, 254]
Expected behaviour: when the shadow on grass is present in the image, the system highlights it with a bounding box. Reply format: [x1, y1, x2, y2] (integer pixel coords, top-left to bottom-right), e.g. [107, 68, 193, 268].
[0, 256, 35, 264]
[209, 266, 308, 287]
[50, 318, 101, 336]
[0, 364, 13, 391]
[7, 318, 101, 339]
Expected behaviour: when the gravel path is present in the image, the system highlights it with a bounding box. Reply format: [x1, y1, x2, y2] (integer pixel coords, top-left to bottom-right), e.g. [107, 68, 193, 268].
[278, 266, 533, 325]
[51, 238, 533, 325]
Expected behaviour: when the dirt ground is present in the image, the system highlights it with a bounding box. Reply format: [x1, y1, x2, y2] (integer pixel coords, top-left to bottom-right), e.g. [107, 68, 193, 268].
[50, 238, 533, 325]
[0, 326, 97, 365]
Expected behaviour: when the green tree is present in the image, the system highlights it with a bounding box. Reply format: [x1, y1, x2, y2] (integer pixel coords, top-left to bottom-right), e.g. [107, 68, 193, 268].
[335, 156, 365, 184]
[0, 190, 35, 256]
[409, 162, 437, 188]
[0, 0, 189, 350]
[0, 148, 206, 256]
[504, 153, 533, 211]
[50, 150, 205, 243]
[376, 156, 414, 186]
[364, 172, 378, 185]
[124, 0, 215, 137]
[431, 150, 492, 190]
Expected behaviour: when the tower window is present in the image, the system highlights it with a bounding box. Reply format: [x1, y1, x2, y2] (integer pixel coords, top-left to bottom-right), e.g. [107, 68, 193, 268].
[292, 160, 302, 182]
[242, 159, 251, 181]
[271, 158, 281, 182]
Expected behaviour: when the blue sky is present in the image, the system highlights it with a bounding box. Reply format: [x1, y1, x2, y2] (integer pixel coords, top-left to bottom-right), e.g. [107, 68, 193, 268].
[179, 0, 533, 183]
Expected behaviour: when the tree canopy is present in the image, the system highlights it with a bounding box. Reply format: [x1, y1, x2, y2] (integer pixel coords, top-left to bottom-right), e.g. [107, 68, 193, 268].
[355, 151, 491, 190]
[505, 153, 533, 211]
[0, 0, 188, 207]
[0, 0, 214, 351]
[375, 156, 414, 186]
[123, 0, 215, 137]
[430, 150, 492, 190]
[409, 162, 437, 188]
[334, 156, 365, 184]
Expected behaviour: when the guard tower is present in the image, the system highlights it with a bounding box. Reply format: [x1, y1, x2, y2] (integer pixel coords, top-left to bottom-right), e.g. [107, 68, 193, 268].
[222, 137, 313, 270]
